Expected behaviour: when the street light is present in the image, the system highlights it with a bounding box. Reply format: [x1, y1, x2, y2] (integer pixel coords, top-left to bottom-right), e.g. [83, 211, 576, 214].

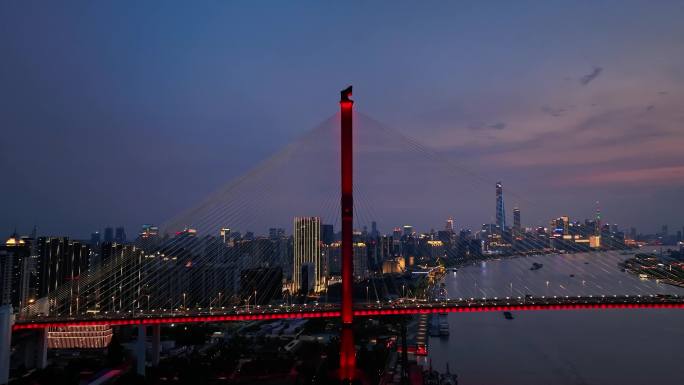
[183, 293, 187, 310]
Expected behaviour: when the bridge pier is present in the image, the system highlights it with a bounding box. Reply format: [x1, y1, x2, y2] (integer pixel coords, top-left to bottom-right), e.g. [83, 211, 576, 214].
[151, 325, 160, 366]
[0, 305, 12, 385]
[34, 328, 47, 370]
[10, 327, 47, 374]
[136, 325, 146, 377]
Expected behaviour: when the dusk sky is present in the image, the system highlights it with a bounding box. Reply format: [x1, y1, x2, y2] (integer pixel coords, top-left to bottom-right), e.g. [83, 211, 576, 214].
[2, 1, 684, 238]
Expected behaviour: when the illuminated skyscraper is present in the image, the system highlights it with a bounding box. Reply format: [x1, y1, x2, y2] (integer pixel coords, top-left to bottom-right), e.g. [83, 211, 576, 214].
[139, 224, 159, 239]
[392, 227, 402, 239]
[37, 237, 90, 298]
[403, 225, 413, 237]
[445, 217, 454, 233]
[220, 228, 231, 245]
[496, 182, 506, 230]
[589, 201, 602, 247]
[513, 208, 521, 238]
[293, 216, 323, 293]
[595, 201, 601, 236]
[561, 216, 570, 236]
[353, 242, 368, 279]
[137, 225, 160, 249]
[2, 234, 32, 309]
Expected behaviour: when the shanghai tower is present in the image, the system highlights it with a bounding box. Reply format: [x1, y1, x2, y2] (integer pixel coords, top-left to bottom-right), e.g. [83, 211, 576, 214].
[496, 181, 506, 230]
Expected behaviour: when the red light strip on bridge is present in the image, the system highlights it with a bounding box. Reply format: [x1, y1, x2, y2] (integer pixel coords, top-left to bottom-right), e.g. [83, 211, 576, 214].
[353, 302, 684, 316]
[12, 302, 684, 331]
[12, 311, 340, 331]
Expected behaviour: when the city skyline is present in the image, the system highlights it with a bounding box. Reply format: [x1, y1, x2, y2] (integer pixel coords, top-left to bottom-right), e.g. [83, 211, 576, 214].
[5, 203, 681, 245]
[2, 172, 680, 240]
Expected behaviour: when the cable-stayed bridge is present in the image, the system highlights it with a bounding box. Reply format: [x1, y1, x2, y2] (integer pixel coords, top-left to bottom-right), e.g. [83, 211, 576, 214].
[2, 87, 684, 383]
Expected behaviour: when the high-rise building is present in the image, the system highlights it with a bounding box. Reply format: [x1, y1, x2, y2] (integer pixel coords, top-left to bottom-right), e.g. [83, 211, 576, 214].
[371, 221, 379, 238]
[353, 242, 368, 279]
[496, 182, 506, 230]
[293, 217, 323, 293]
[594, 201, 601, 236]
[37, 237, 90, 298]
[103, 227, 114, 242]
[324, 242, 341, 275]
[269, 228, 286, 240]
[90, 231, 101, 247]
[0, 248, 15, 306]
[629, 227, 637, 240]
[379, 236, 394, 261]
[661, 225, 669, 237]
[321, 224, 335, 245]
[393, 227, 402, 240]
[139, 224, 159, 239]
[403, 225, 413, 237]
[137, 225, 160, 250]
[37, 237, 66, 297]
[114, 227, 126, 243]
[445, 217, 454, 233]
[220, 228, 231, 244]
[2, 233, 32, 308]
[513, 208, 521, 238]
[561, 216, 570, 236]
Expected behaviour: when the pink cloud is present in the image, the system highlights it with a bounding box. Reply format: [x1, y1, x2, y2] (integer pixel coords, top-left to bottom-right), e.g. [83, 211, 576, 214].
[557, 165, 684, 186]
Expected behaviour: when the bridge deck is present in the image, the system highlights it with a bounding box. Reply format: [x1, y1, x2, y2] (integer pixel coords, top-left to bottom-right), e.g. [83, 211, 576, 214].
[12, 295, 684, 331]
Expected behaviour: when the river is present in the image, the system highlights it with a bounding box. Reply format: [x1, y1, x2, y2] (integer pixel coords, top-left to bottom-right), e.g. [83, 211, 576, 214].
[426, 251, 684, 385]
